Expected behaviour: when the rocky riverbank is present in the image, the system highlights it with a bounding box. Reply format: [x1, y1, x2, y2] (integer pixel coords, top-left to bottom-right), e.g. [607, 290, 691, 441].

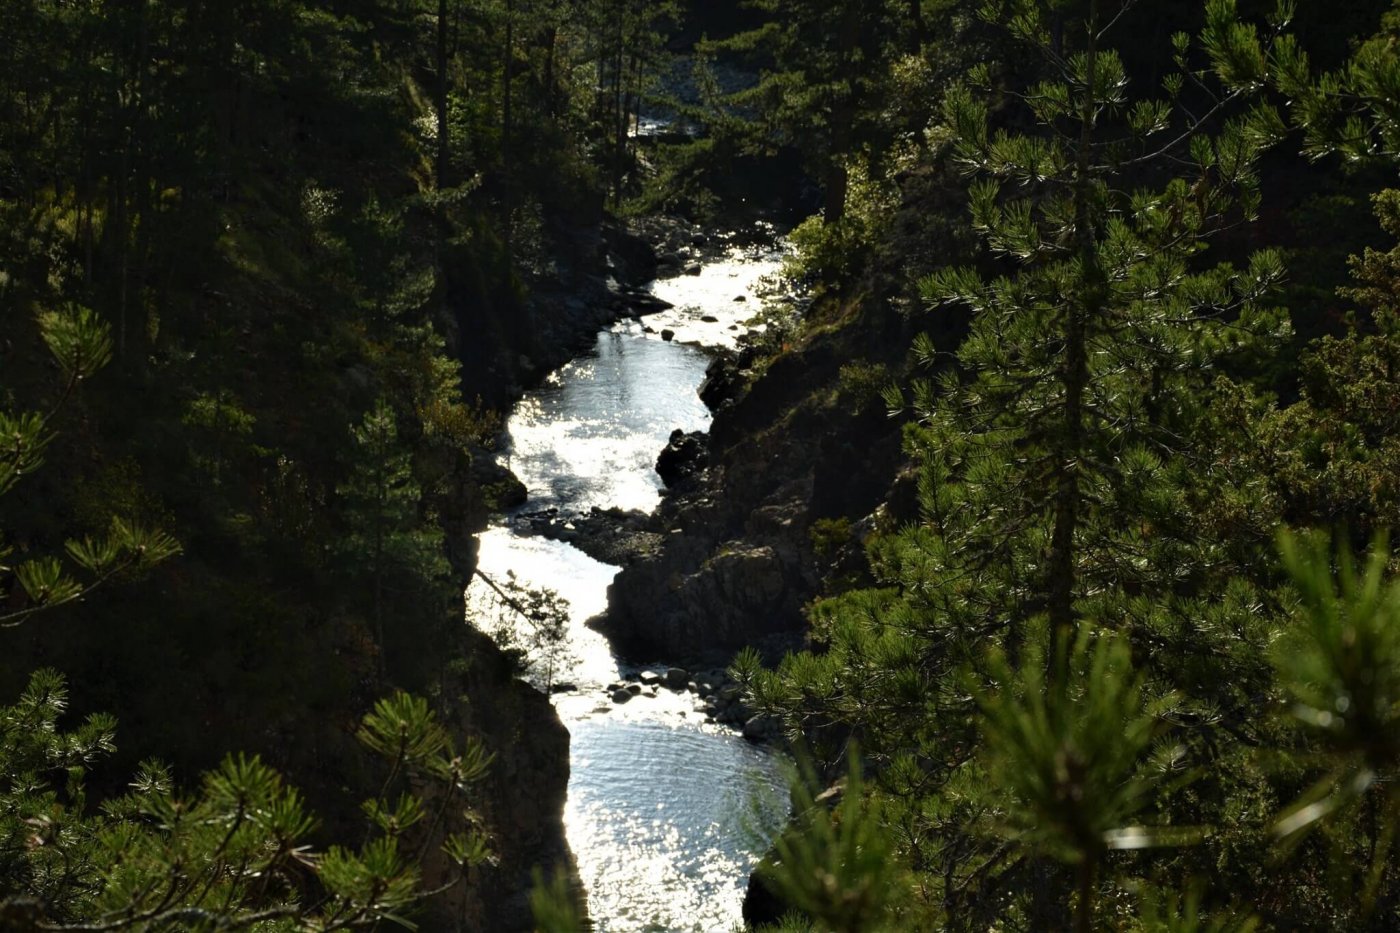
[595, 663, 783, 743]
[439, 215, 725, 930]
[487, 210, 916, 711]
[469, 215, 800, 929]
[459, 214, 762, 410]
[592, 304, 914, 661]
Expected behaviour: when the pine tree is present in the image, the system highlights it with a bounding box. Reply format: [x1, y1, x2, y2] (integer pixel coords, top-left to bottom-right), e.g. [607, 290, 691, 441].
[0, 674, 493, 930]
[2, 307, 179, 629]
[738, 1, 1297, 925]
[719, 0, 902, 226]
[336, 398, 451, 676]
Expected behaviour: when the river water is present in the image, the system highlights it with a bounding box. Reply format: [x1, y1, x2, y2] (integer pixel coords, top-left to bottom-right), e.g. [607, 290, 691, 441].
[470, 244, 791, 932]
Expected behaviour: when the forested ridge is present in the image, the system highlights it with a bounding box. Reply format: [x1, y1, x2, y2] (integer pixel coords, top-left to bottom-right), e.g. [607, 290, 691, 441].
[7, 0, 1400, 930]
[0, 0, 667, 927]
[700, 0, 1400, 930]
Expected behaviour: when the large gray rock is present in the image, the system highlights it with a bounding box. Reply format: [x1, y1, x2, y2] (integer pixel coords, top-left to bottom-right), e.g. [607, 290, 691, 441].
[602, 533, 805, 658]
[656, 430, 709, 488]
[743, 714, 780, 743]
[604, 223, 658, 288]
[712, 544, 786, 609]
[698, 350, 747, 412]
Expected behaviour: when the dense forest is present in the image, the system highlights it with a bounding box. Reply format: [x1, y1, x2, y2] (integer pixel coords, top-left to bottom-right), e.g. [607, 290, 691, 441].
[6, 0, 1400, 930]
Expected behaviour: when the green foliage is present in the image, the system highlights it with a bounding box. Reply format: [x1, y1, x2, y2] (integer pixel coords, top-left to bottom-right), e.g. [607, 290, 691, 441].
[528, 868, 587, 933]
[1273, 3, 1400, 165]
[0, 307, 112, 496]
[735, 3, 1341, 929]
[809, 517, 853, 562]
[0, 1, 618, 924]
[1, 311, 180, 631]
[1271, 532, 1400, 905]
[1132, 886, 1260, 933]
[338, 399, 449, 586]
[1210, 189, 1400, 540]
[784, 159, 902, 288]
[0, 672, 492, 929]
[978, 632, 1196, 869]
[759, 752, 898, 933]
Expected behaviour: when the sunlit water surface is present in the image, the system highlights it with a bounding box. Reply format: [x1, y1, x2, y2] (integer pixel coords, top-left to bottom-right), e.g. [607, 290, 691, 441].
[471, 246, 790, 932]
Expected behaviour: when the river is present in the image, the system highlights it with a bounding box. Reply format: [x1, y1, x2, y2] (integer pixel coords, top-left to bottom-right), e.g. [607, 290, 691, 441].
[470, 241, 791, 932]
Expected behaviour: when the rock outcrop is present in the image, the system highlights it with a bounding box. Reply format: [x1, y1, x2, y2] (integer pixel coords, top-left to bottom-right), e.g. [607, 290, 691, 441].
[434, 627, 575, 932]
[597, 296, 913, 660]
[655, 429, 709, 488]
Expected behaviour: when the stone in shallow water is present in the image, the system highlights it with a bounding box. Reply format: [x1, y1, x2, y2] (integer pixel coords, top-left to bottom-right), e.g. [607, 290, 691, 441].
[664, 667, 690, 690]
[743, 714, 780, 743]
[611, 688, 634, 704]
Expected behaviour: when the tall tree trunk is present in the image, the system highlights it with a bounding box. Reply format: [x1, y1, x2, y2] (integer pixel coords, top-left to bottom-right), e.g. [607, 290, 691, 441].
[1047, 0, 1101, 644]
[79, 32, 97, 285]
[1075, 857, 1097, 933]
[501, 0, 514, 261]
[822, 7, 859, 227]
[611, 11, 626, 207]
[114, 0, 149, 360]
[622, 49, 640, 149]
[131, 0, 153, 359]
[908, 0, 926, 51]
[436, 0, 450, 189]
[543, 24, 558, 117]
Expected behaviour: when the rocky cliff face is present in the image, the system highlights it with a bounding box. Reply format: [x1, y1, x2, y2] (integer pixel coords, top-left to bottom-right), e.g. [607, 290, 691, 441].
[598, 297, 912, 661]
[431, 627, 575, 932]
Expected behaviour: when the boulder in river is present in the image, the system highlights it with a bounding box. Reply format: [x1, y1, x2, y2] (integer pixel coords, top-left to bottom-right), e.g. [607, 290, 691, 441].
[604, 222, 658, 288]
[656, 429, 709, 488]
[611, 688, 634, 704]
[660, 329, 675, 342]
[663, 667, 690, 690]
[615, 291, 673, 316]
[698, 350, 747, 412]
[742, 714, 780, 744]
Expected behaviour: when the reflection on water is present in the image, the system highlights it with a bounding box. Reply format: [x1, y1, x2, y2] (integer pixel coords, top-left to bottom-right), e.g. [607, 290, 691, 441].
[647, 246, 784, 351]
[566, 721, 788, 933]
[503, 324, 712, 514]
[470, 246, 790, 932]
[473, 527, 619, 690]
